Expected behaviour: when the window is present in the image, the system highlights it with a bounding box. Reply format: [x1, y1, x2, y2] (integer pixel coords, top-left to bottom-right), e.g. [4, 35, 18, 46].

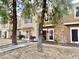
[72, 29, 78, 42]
[17, 20, 21, 26]
[48, 30, 53, 40]
[47, 29, 54, 41]
[74, 6, 79, 18]
[70, 27, 79, 43]
[24, 18, 32, 24]
[76, 7, 79, 17]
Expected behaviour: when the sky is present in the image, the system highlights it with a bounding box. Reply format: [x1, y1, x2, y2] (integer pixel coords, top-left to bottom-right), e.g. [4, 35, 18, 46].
[72, 0, 79, 3]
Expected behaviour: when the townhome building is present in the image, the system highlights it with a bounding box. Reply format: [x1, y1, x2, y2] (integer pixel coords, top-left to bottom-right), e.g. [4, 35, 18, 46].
[17, 15, 38, 41]
[0, 21, 12, 39]
[42, 3, 79, 44]
[1, 2, 79, 44]
[0, 15, 38, 41]
[17, 2, 79, 44]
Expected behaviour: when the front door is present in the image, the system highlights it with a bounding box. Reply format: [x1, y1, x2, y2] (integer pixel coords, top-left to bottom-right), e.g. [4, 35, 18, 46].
[0, 31, 1, 38]
[4, 32, 7, 38]
[43, 31, 46, 41]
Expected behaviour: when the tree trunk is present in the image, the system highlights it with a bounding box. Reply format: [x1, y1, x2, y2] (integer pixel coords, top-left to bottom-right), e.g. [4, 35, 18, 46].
[12, 0, 17, 45]
[37, 0, 46, 52]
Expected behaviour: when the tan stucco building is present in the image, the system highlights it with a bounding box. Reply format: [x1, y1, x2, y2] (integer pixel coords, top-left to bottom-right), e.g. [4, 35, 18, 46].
[1, 3, 79, 44]
[17, 15, 39, 41]
[42, 3, 79, 44]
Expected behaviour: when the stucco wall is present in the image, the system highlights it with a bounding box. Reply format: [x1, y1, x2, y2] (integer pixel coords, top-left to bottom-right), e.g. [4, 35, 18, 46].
[54, 24, 70, 43]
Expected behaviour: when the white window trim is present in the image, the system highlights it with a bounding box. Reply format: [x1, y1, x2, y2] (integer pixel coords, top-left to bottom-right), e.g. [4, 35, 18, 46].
[70, 27, 79, 43]
[47, 28, 54, 41]
[74, 5, 79, 18]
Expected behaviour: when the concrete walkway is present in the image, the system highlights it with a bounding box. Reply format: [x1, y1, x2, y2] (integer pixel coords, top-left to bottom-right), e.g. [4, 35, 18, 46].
[0, 42, 31, 53]
[0, 38, 31, 53]
[0, 38, 28, 47]
[0, 39, 11, 46]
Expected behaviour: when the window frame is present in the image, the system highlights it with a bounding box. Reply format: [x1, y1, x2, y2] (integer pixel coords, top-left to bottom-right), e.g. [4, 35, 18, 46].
[70, 27, 79, 43]
[24, 18, 32, 24]
[47, 28, 54, 41]
[74, 5, 79, 18]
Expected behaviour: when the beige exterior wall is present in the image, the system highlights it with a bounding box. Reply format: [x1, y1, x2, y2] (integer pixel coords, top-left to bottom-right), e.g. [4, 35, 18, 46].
[54, 25, 68, 43]
[17, 16, 33, 40]
[62, 3, 79, 24]
[0, 22, 12, 39]
[32, 15, 39, 41]
[43, 3, 79, 43]
[17, 15, 39, 41]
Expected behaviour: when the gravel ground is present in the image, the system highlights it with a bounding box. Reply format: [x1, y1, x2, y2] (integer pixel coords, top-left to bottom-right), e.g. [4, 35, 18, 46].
[0, 43, 79, 59]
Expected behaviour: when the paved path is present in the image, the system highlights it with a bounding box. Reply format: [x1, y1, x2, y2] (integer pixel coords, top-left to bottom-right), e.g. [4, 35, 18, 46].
[0, 39, 11, 46]
[0, 42, 31, 53]
[0, 38, 28, 47]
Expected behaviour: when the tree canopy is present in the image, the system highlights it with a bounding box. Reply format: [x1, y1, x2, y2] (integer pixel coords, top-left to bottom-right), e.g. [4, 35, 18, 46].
[0, 0, 12, 24]
[0, 0, 73, 24]
[21, 0, 73, 24]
